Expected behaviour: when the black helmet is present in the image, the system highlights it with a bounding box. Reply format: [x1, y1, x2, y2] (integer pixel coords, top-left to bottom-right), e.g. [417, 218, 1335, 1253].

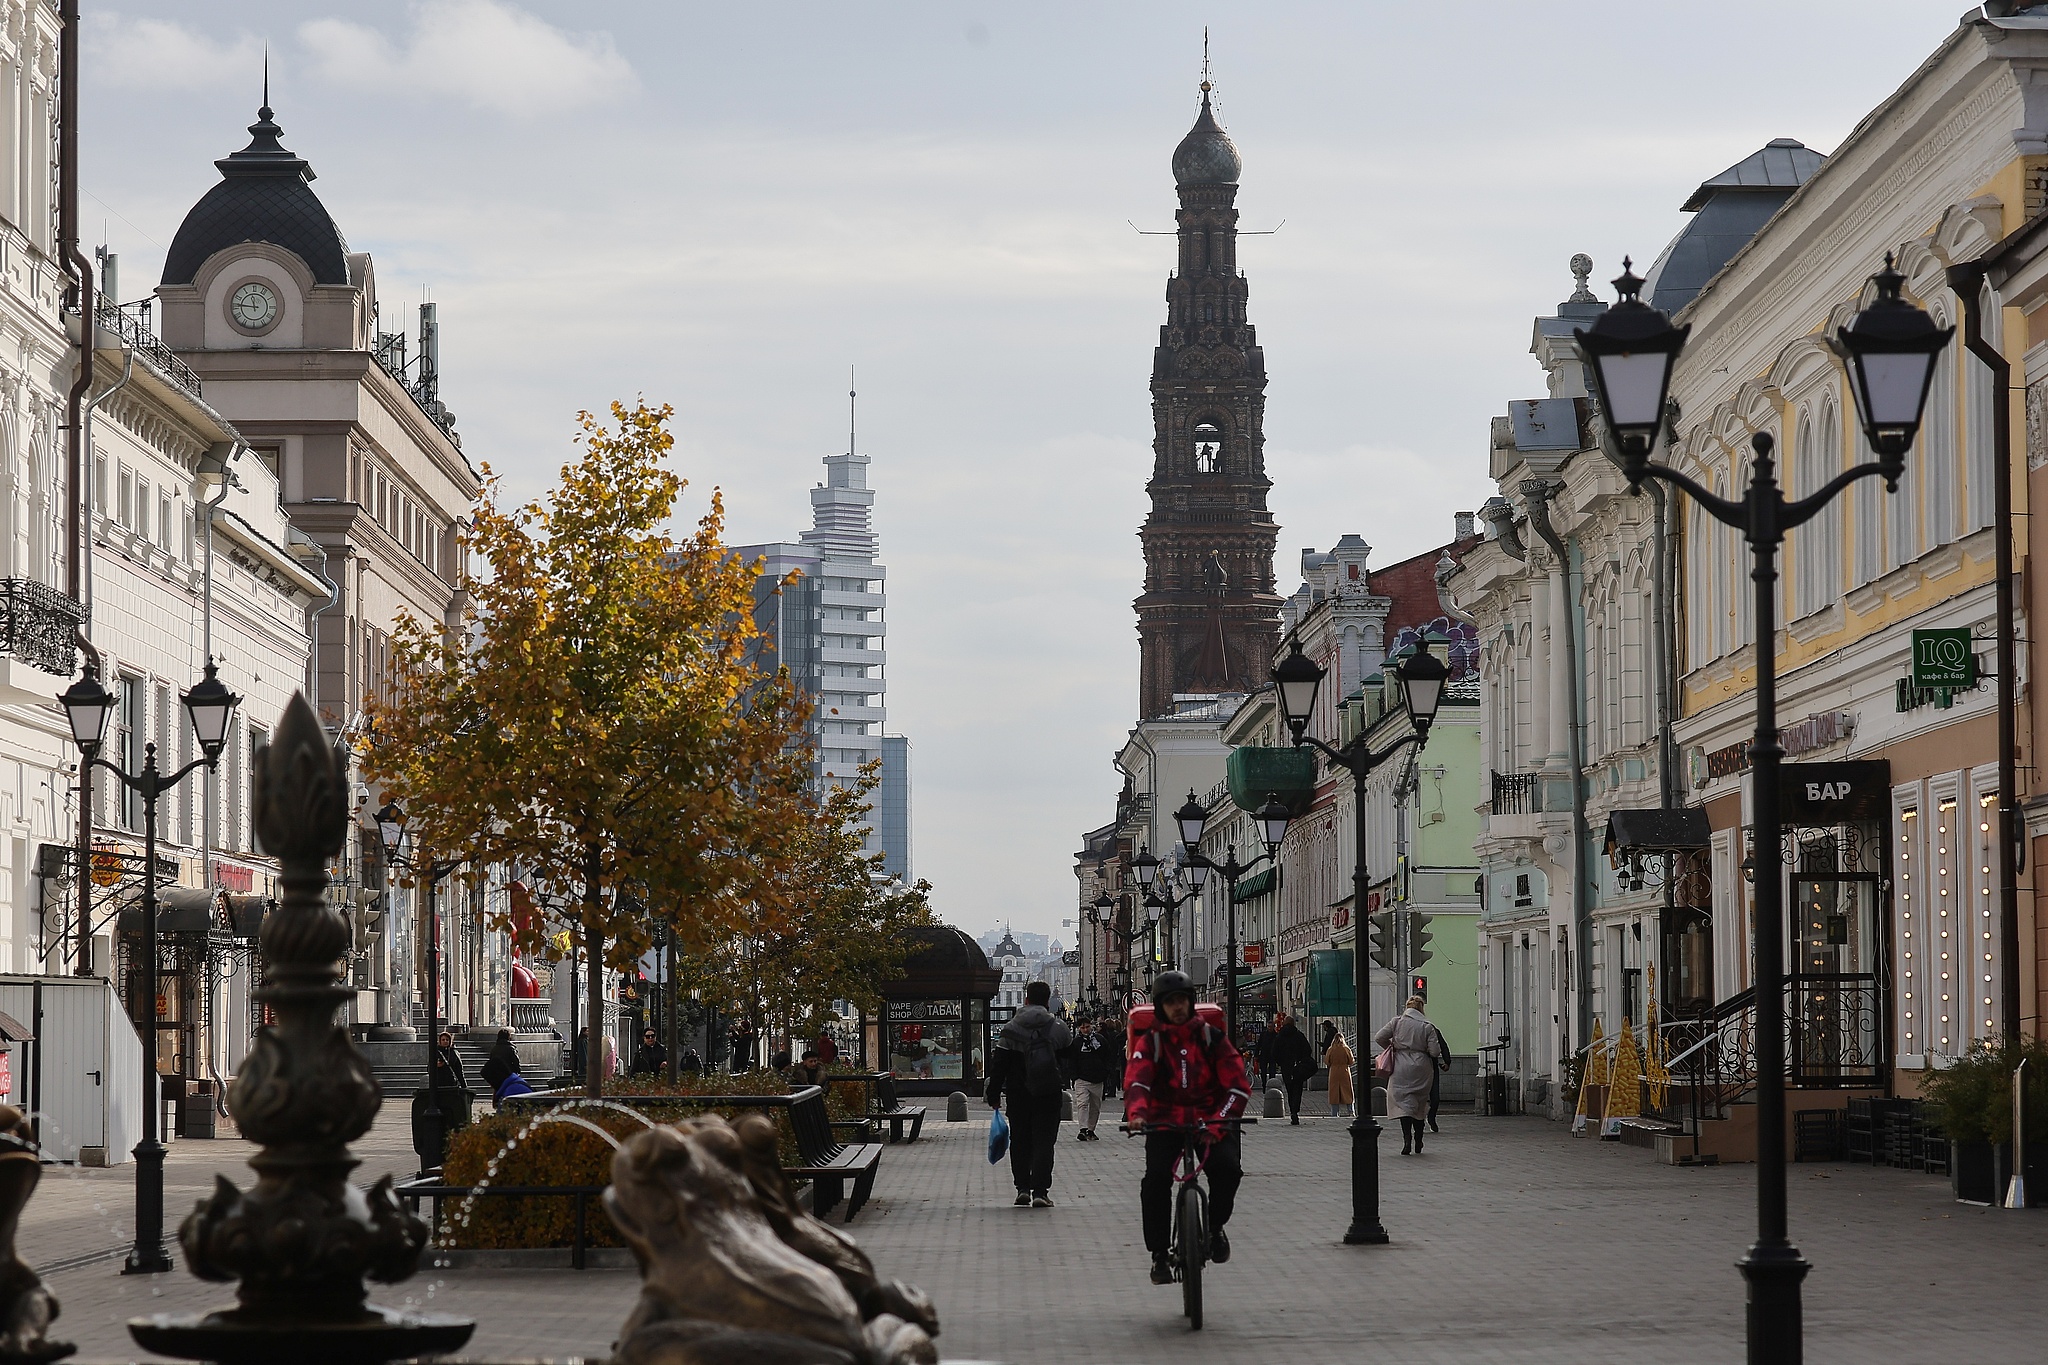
[1149, 970, 1196, 1005]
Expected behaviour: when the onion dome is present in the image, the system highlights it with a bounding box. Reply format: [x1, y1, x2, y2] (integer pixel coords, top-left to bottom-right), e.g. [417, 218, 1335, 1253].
[1172, 83, 1241, 187]
[161, 104, 350, 287]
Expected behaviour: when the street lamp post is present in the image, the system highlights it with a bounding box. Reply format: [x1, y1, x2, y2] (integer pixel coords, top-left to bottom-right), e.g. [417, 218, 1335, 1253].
[1170, 789, 1290, 1039]
[58, 659, 240, 1276]
[1090, 890, 1163, 1008]
[374, 801, 466, 1172]
[1271, 638, 1449, 1247]
[1575, 255, 1949, 1365]
[1134, 847, 1207, 972]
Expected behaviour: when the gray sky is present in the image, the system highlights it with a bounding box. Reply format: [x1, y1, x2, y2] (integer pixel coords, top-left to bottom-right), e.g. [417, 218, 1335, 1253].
[84, 2, 1960, 944]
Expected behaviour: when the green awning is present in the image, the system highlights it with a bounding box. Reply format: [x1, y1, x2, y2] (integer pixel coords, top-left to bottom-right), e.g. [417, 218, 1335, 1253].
[1227, 746, 1317, 815]
[1232, 866, 1279, 903]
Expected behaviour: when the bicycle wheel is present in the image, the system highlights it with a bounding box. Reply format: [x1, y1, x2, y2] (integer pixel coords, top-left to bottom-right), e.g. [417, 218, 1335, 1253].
[1177, 1181, 1205, 1329]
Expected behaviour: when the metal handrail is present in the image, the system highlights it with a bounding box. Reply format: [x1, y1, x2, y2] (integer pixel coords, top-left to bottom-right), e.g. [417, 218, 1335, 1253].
[94, 298, 202, 398]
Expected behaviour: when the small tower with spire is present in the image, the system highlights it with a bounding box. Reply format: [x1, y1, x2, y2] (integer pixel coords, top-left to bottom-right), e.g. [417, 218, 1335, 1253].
[1133, 55, 1281, 719]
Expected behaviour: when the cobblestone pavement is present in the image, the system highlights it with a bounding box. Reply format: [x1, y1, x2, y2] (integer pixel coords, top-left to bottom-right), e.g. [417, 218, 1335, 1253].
[27, 1098, 2048, 1361]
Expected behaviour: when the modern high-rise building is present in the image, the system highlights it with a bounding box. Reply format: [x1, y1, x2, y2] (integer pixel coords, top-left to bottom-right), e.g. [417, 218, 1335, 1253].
[736, 433, 910, 881]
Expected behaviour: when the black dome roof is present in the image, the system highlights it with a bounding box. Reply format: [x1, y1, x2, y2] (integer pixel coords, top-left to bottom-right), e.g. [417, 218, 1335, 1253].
[886, 925, 1002, 999]
[162, 105, 349, 288]
[1172, 85, 1240, 187]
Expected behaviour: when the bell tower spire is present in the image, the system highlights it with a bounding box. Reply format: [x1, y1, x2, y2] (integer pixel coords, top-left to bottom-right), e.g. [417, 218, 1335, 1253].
[1133, 66, 1279, 718]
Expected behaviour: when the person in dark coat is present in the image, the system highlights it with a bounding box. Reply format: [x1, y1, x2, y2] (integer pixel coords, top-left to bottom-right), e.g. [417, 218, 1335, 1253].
[572, 1026, 588, 1078]
[480, 1028, 523, 1108]
[679, 1047, 703, 1075]
[1101, 1020, 1125, 1099]
[430, 1031, 471, 1130]
[1427, 1016, 1452, 1132]
[632, 1027, 668, 1077]
[1062, 1018, 1113, 1139]
[985, 982, 1073, 1208]
[730, 1021, 758, 1073]
[1263, 1013, 1317, 1124]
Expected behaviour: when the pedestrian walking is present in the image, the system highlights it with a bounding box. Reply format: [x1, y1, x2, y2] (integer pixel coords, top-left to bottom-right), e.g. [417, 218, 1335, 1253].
[1101, 1020, 1124, 1100]
[429, 1030, 471, 1131]
[1064, 1017, 1112, 1139]
[1262, 1012, 1316, 1124]
[1374, 995, 1448, 1154]
[679, 1047, 703, 1075]
[1427, 1016, 1452, 1132]
[1321, 1021, 1356, 1117]
[571, 1026, 587, 1080]
[730, 1020, 758, 1073]
[984, 981, 1072, 1208]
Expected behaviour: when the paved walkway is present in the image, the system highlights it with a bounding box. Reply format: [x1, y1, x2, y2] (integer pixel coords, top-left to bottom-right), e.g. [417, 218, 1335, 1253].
[23, 1097, 2048, 1361]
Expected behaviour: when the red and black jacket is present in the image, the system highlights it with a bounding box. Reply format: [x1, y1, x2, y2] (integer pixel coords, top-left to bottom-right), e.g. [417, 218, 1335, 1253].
[1123, 1012, 1251, 1135]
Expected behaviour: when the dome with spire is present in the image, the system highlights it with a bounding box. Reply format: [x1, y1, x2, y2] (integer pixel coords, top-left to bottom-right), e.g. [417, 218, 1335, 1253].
[1172, 85, 1241, 187]
[161, 104, 350, 288]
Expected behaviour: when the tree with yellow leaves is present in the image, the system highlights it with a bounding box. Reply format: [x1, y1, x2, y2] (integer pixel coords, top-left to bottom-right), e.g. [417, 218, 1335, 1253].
[679, 762, 935, 1047]
[363, 401, 812, 1095]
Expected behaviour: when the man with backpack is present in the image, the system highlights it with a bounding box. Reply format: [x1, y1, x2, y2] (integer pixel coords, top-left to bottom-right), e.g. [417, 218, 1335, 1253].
[985, 980, 1072, 1208]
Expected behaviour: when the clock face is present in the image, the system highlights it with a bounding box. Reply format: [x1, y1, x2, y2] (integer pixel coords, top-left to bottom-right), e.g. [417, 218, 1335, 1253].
[229, 281, 279, 331]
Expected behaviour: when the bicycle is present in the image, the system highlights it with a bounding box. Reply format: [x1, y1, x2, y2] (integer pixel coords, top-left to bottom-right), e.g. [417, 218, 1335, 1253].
[1121, 1115, 1256, 1329]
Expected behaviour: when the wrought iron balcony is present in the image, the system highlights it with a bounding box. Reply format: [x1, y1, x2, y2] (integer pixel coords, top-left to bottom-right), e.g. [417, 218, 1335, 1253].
[1490, 770, 1541, 816]
[96, 298, 203, 398]
[2, 579, 83, 676]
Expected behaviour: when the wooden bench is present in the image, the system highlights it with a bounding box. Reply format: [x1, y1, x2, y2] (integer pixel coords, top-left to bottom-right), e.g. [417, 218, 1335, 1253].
[789, 1087, 884, 1222]
[506, 1085, 883, 1222]
[870, 1073, 927, 1144]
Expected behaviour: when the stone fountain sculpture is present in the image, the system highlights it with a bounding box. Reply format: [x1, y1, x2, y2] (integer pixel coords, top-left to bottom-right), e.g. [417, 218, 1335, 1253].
[129, 694, 473, 1364]
[0, 1106, 72, 1364]
[608, 1111, 939, 1365]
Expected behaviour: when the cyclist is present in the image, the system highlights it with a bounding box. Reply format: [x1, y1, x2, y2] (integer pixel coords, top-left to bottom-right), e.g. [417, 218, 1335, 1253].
[1123, 970, 1251, 1285]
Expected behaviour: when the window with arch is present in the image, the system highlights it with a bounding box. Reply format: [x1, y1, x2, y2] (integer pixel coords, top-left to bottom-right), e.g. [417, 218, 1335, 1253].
[1793, 410, 1820, 617]
[1688, 497, 1713, 667]
[1730, 457, 1752, 648]
[1853, 418, 1883, 587]
[1192, 421, 1222, 474]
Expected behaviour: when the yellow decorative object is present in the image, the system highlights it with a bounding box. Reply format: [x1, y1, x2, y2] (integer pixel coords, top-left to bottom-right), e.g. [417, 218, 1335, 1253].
[1572, 1017, 1608, 1134]
[1604, 1017, 1644, 1137]
[1644, 966, 1671, 1110]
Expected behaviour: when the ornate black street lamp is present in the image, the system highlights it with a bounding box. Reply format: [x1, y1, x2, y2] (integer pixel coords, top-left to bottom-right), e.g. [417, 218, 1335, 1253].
[1135, 846, 1207, 972]
[59, 659, 238, 1275]
[373, 801, 466, 1172]
[1271, 638, 1448, 1247]
[1576, 255, 1948, 1365]
[1090, 888, 1164, 1007]
[1171, 788, 1290, 1038]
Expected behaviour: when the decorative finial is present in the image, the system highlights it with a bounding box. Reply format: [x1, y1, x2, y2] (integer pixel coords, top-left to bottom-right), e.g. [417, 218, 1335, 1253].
[1569, 253, 1596, 303]
[1612, 256, 1645, 304]
[1201, 27, 1211, 93]
[261, 45, 270, 120]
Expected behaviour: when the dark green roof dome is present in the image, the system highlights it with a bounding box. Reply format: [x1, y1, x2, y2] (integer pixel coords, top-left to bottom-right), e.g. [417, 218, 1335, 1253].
[1172, 86, 1240, 187]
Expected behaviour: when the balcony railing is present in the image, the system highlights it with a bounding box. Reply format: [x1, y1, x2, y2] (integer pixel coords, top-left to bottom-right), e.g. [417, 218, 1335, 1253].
[2, 578, 82, 676]
[96, 298, 202, 399]
[1490, 771, 1541, 816]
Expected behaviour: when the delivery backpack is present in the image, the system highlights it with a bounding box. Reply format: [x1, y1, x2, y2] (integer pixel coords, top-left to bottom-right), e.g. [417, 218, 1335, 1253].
[1127, 1001, 1227, 1040]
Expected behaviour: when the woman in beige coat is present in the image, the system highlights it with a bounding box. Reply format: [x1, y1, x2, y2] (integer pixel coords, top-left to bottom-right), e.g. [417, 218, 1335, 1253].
[1374, 996, 1445, 1154]
[1321, 1021, 1355, 1117]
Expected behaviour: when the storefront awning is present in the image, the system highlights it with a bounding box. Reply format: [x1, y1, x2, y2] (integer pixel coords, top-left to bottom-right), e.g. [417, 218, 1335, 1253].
[1232, 867, 1279, 904]
[1605, 808, 1710, 855]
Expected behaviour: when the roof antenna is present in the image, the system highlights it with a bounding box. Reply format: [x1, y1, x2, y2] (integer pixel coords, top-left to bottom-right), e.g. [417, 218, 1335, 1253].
[848, 364, 856, 456]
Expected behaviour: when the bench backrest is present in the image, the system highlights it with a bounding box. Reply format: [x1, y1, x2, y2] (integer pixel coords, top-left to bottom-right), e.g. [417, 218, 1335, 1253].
[875, 1073, 899, 1111]
[788, 1087, 839, 1164]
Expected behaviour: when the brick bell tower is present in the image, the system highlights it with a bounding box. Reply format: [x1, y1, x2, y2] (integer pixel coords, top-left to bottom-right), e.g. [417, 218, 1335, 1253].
[1134, 75, 1280, 719]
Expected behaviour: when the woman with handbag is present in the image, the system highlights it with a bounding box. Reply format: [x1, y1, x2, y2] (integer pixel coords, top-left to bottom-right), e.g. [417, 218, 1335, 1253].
[1373, 995, 1443, 1154]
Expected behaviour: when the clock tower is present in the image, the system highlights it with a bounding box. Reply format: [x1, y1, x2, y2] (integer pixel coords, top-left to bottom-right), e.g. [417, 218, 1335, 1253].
[1134, 79, 1280, 719]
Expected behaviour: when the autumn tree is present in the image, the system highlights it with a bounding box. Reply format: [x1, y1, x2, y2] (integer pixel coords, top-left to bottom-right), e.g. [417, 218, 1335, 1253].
[363, 401, 812, 1095]
[680, 762, 934, 1047]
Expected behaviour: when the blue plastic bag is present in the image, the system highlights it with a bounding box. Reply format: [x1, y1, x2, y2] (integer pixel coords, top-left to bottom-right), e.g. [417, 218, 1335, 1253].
[987, 1108, 1010, 1164]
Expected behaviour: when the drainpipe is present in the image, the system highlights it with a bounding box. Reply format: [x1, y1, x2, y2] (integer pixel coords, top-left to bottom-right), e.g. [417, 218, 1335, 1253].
[59, 0, 100, 975]
[297, 535, 340, 718]
[1522, 479, 1592, 1051]
[1947, 263, 2022, 1044]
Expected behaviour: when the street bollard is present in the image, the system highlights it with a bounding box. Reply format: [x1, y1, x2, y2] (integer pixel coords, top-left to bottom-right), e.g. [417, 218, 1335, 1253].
[1264, 1087, 1284, 1119]
[1372, 1086, 1389, 1117]
[946, 1091, 968, 1122]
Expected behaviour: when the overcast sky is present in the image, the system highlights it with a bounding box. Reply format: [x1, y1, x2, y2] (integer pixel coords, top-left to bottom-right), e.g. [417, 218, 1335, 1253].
[83, 1, 1961, 945]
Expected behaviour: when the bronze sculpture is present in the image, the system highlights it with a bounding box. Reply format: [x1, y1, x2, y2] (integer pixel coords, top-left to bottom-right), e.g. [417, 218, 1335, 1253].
[0, 1106, 71, 1364]
[608, 1112, 937, 1365]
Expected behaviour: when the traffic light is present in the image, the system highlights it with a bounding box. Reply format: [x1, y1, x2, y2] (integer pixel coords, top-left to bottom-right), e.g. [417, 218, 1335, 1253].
[1368, 911, 1397, 970]
[1410, 974, 1428, 1002]
[1407, 911, 1434, 968]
